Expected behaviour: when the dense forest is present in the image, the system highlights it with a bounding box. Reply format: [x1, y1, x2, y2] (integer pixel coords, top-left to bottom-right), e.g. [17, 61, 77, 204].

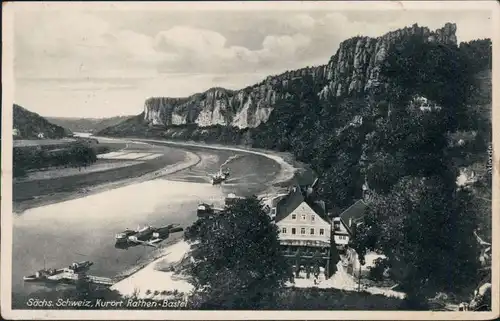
[97, 36, 492, 307]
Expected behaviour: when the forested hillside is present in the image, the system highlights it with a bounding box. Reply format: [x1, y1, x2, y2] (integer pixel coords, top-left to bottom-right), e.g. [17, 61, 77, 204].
[98, 29, 492, 306]
[47, 116, 134, 134]
[13, 104, 72, 139]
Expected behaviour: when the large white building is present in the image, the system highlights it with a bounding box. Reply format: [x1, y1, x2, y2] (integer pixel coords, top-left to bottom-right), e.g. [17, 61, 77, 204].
[273, 186, 335, 279]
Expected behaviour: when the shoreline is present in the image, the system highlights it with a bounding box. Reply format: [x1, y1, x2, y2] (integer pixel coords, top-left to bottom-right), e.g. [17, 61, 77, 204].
[110, 239, 194, 300]
[113, 235, 185, 282]
[13, 147, 201, 214]
[123, 137, 307, 195]
[107, 139, 301, 299]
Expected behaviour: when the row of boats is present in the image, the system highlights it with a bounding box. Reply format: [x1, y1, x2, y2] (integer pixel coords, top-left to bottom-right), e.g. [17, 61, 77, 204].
[24, 198, 238, 284]
[23, 224, 184, 284]
[23, 167, 234, 285]
[114, 224, 183, 248]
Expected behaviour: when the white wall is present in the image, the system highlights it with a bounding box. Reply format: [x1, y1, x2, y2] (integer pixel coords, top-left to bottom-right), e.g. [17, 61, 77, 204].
[334, 234, 349, 245]
[332, 217, 350, 245]
[277, 202, 331, 243]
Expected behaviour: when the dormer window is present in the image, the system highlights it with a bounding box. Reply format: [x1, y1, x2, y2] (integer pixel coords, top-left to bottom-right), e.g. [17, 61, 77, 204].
[333, 221, 341, 231]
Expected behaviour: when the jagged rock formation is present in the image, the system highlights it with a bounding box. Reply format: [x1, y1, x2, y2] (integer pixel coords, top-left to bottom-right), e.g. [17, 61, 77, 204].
[318, 23, 457, 99]
[105, 23, 458, 132]
[142, 67, 325, 129]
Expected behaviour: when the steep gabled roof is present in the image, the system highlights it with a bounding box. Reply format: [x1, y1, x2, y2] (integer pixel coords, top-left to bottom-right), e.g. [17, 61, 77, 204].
[275, 186, 304, 223]
[308, 200, 330, 224]
[274, 185, 331, 224]
[339, 199, 368, 226]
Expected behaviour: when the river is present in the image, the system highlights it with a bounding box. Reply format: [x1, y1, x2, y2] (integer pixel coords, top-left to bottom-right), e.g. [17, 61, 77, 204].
[11, 139, 284, 308]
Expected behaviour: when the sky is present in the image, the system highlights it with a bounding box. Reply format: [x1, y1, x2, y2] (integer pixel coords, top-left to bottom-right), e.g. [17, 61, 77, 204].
[11, 3, 494, 118]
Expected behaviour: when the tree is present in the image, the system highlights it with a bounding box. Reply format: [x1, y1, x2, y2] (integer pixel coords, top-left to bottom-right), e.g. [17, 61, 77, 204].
[383, 34, 474, 132]
[317, 151, 363, 210]
[68, 142, 97, 169]
[353, 176, 480, 307]
[364, 151, 406, 194]
[184, 197, 290, 309]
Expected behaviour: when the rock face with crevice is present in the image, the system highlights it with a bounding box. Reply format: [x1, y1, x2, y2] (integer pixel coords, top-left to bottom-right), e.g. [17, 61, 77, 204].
[129, 23, 458, 130]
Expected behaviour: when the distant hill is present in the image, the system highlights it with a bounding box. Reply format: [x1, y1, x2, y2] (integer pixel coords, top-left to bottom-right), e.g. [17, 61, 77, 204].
[13, 104, 72, 139]
[47, 116, 134, 134]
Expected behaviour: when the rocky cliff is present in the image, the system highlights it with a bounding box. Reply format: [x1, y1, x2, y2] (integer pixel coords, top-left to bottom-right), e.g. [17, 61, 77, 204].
[121, 23, 458, 131]
[319, 23, 457, 99]
[142, 65, 326, 129]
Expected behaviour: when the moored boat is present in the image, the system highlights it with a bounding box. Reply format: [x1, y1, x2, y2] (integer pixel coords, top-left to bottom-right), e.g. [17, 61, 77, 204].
[23, 261, 94, 283]
[115, 228, 138, 243]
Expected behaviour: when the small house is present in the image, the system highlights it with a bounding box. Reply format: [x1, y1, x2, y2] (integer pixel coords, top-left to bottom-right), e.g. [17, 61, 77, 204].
[332, 199, 368, 249]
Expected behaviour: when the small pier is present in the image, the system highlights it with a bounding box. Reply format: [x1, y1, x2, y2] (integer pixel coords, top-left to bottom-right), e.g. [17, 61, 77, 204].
[86, 275, 115, 286]
[55, 272, 116, 286]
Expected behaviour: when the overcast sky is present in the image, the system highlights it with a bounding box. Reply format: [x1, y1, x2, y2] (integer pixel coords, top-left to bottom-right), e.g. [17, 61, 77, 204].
[12, 4, 493, 118]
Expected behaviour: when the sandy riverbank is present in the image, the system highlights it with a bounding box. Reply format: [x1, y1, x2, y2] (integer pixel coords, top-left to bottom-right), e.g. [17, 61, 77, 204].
[126, 138, 303, 195]
[14, 160, 142, 182]
[111, 240, 194, 300]
[13, 145, 201, 213]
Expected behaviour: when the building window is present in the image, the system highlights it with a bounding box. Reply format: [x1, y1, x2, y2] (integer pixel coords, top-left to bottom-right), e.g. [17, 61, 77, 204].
[301, 214, 306, 221]
[320, 229, 325, 236]
[291, 214, 297, 220]
[311, 215, 315, 222]
[310, 228, 315, 235]
[282, 227, 287, 234]
[292, 228, 296, 235]
[333, 222, 340, 231]
[301, 228, 306, 235]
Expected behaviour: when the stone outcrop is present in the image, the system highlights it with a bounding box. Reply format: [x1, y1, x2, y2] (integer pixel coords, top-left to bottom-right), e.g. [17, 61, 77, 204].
[318, 23, 457, 99]
[141, 23, 457, 129]
[143, 67, 326, 128]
